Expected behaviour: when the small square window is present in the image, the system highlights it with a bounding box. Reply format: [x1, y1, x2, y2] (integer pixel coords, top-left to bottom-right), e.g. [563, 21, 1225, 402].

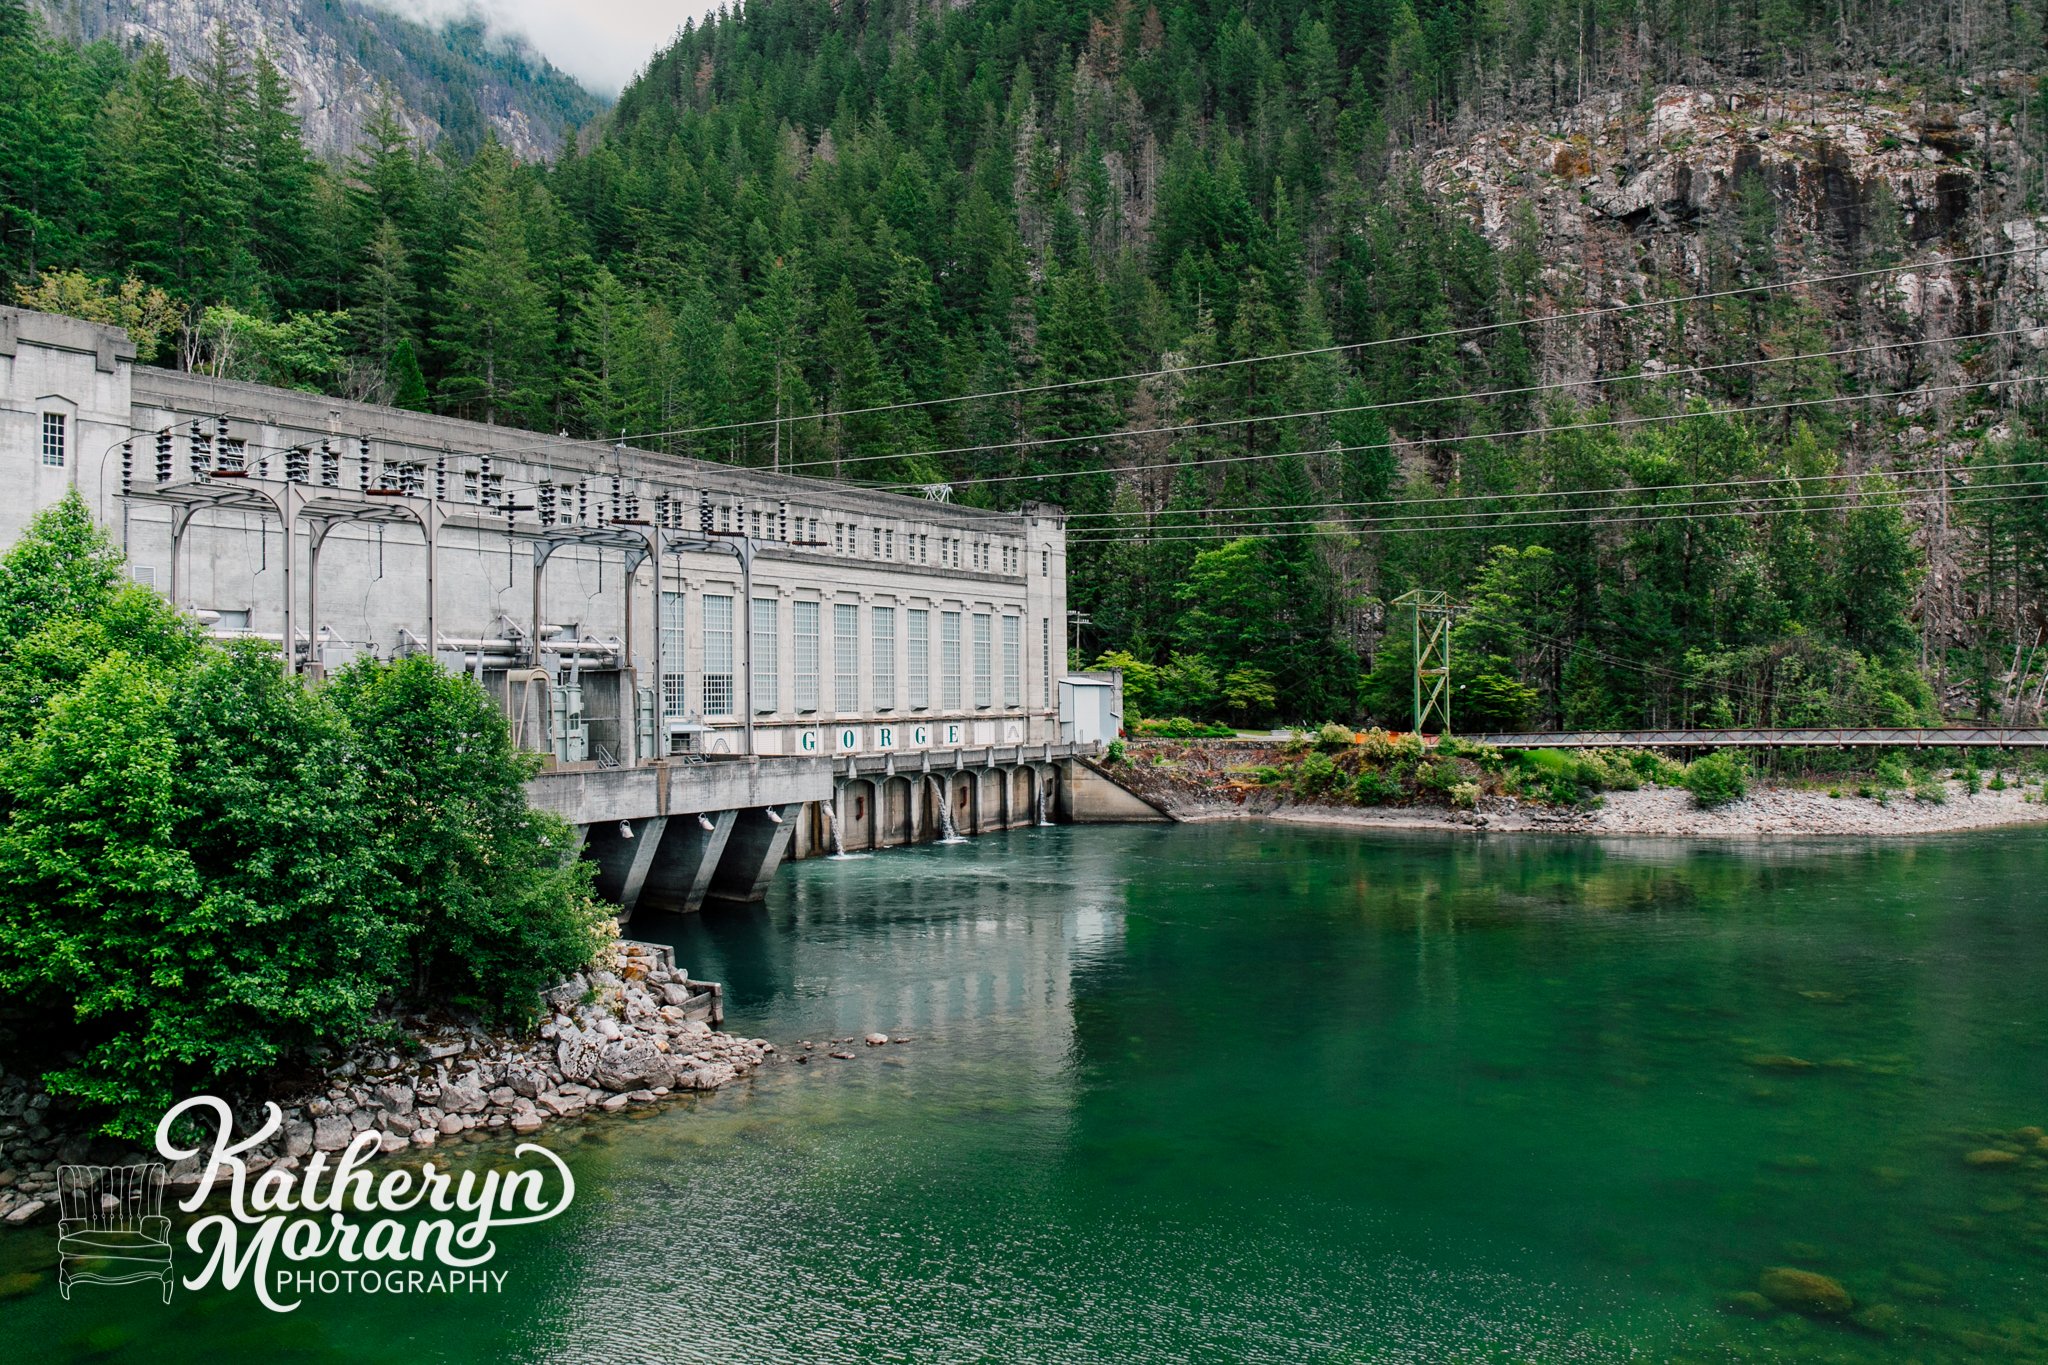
[41, 413, 66, 467]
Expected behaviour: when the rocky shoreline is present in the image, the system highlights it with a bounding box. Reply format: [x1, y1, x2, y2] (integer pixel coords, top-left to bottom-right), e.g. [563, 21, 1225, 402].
[1113, 740, 2048, 838]
[1238, 781, 2048, 837]
[0, 941, 775, 1228]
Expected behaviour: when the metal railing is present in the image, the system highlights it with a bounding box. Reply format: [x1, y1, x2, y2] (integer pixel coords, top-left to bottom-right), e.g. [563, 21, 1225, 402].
[1472, 727, 2048, 749]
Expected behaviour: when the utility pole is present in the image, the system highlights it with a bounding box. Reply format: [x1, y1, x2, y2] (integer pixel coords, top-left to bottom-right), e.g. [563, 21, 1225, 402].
[1393, 589, 1454, 736]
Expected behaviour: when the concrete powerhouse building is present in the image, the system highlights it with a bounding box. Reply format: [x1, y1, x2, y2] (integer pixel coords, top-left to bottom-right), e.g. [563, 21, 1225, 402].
[0, 306, 1150, 916]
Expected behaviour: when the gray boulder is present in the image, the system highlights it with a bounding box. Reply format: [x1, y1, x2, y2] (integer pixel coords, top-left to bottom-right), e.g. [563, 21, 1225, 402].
[592, 1038, 665, 1092]
[556, 1034, 603, 1084]
[370, 1082, 414, 1115]
[440, 1080, 488, 1115]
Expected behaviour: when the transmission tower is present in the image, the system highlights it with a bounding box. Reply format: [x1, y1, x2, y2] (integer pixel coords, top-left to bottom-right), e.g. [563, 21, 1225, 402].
[1393, 589, 1455, 735]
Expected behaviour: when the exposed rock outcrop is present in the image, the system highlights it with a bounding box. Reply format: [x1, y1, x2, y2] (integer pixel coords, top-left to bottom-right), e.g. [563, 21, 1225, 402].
[33, 0, 603, 160]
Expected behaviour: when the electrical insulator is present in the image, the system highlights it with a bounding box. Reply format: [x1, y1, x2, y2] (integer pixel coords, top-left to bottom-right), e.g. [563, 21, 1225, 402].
[699, 493, 713, 534]
[320, 439, 338, 487]
[286, 446, 309, 483]
[120, 441, 133, 495]
[189, 422, 207, 478]
[155, 429, 173, 483]
[358, 436, 371, 490]
[435, 454, 447, 501]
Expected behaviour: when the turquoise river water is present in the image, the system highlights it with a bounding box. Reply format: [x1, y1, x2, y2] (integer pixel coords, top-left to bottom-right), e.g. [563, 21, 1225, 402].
[4, 823, 2047, 1362]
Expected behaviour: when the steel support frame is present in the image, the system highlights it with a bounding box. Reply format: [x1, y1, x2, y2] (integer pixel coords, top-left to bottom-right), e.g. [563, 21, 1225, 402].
[1395, 589, 1455, 736]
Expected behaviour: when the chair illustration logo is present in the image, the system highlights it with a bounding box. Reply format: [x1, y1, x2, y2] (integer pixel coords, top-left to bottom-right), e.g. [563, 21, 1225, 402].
[56, 1162, 175, 1303]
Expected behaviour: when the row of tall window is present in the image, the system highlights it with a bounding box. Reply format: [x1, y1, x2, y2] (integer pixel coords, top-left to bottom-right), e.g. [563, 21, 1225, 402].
[657, 592, 1028, 718]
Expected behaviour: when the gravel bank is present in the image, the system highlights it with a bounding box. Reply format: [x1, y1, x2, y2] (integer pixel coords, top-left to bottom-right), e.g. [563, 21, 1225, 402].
[1268, 781, 2048, 837]
[1113, 740, 2048, 837]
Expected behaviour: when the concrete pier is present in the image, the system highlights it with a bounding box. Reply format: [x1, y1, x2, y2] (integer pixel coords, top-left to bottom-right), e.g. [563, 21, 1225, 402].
[529, 744, 1103, 917]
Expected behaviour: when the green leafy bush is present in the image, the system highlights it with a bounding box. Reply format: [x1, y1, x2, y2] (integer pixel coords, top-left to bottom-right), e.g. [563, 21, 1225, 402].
[1357, 728, 1426, 763]
[0, 495, 606, 1136]
[1416, 757, 1464, 796]
[1314, 722, 1354, 750]
[1132, 716, 1234, 738]
[1681, 752, 1749, 808]
[1540, 776, 1594, 806]
[1511, 748, 1612, 800]
[326, 656, 607, 1013]
[1104, 738, 1127, 765]
[1434, 735, 1505, 768]
[1351, 768, 1403, 805]
[1295, 750, 1341, 797]
[1621, 748, 1686, 785]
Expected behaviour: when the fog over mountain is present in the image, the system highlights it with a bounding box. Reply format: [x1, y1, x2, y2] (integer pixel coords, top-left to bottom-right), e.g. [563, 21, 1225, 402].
[364, 0, 720, 94]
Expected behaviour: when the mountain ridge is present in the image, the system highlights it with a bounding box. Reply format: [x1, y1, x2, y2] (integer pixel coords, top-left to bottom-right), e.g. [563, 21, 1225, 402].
[33, 0, 605, 159]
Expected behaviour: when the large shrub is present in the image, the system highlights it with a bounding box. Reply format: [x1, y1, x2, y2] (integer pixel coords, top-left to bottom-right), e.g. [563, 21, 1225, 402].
[1681, 752, 1749, 808]
[0, 496, 604, 1135]
[0, 644, 402, 1132]
[325, 656, 606, 1014]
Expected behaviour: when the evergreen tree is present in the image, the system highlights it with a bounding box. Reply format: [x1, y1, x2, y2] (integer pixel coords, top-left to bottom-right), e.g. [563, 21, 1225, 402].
[434, 146, 551, 425]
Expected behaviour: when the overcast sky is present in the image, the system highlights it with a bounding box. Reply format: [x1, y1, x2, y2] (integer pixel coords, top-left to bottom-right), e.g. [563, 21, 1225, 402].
[371, 1, 725, 96]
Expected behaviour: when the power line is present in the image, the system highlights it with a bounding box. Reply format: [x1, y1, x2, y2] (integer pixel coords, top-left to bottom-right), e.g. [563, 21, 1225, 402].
[915, 375, 2029, 494]
[784, 326, 2028, 475]
[1064, 480, 2048, 546]
[1056, 480, 2048, 544]
[1061, 456, 2048, 525]
[1474, 618, 1714, 688]
[460, 245, 2033, 464]
[1064, 468, 2048, 541]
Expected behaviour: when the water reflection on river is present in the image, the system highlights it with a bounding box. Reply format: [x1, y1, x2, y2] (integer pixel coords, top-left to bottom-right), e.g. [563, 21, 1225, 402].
[6, 824, 2048, 1362]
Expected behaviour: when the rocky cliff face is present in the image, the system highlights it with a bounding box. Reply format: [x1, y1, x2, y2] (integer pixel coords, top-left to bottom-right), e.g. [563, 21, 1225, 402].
[34, 0, 604, 161]
[1425, 77, 2048, 395]
[1423, 76, 2048, 690]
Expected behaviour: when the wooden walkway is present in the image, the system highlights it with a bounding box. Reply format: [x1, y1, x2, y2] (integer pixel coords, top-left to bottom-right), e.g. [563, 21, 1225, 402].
[1471, 727, 2048, 749]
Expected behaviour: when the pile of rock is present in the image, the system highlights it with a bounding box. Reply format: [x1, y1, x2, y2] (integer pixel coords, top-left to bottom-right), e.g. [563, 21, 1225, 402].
[0, 1076, 69, 1227]
[0, 943, 776, 1227]
[273, 947, 774, 1163]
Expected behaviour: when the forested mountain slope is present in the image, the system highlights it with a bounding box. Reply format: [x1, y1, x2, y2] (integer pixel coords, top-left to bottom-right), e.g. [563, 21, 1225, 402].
[5, 0, 2048, 729]
[32, 0, 601, 159]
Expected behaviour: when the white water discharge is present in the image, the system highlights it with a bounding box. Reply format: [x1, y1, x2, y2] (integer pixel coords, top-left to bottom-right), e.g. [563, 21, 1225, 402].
[819, 806, 860, 859]
[1036, 789, 1051, 827]
[933, 780, 967, 843]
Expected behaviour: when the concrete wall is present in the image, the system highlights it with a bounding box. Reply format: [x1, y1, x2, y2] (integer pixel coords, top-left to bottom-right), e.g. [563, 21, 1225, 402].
[1058, 758, 1173, 823]
[0, 306, 1069, 760]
